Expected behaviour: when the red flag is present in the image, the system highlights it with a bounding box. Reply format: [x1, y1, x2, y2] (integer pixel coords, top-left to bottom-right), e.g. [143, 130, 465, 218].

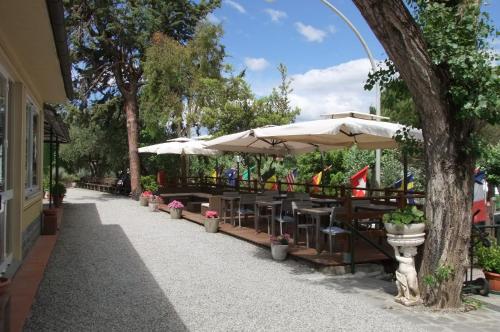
[311, 171, 322, 193]
[351, 166, 369, 197]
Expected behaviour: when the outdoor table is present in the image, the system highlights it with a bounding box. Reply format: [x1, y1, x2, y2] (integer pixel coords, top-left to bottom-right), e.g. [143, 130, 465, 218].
[219, 196, 240, 226]
[310, 197, 341, 207]
[354, 203, 397, 213]
[294, 207, 343, 253]
[254, 200, 282, 235]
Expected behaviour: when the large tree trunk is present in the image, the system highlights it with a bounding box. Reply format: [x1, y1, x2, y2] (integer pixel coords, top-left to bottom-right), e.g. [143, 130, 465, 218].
[352, 0, 478, 308]
[124, 95, 142, 198]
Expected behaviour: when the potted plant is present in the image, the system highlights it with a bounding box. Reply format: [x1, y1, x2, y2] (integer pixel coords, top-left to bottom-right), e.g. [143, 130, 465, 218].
[476, 243, 500, 292]
[383, 205, 426, 235]
[168, 200, 184, 219]
[148, 195, 162, 212]
[51, 182, 67, 207]
[204, 210, 219, 233]
[140, 191, 152, 206]
[270, 234, 290, 261]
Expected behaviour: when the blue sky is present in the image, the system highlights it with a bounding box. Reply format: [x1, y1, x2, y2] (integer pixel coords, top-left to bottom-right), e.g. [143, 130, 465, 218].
[208, 0, 500, 121]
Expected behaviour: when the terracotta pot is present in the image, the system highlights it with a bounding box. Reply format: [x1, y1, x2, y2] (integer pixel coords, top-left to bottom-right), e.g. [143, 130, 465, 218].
[384, 223, 425, 235]
[53, 195, 64, 207]
[0, 277, 10, 296]
[484, 271, 500, 292]
[43, 208, 58, 216]
[271, 243, 288, 261]
[149, 202, 159, 212]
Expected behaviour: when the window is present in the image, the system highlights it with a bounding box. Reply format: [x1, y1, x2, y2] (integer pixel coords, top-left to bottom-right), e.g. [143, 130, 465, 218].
[25, 101, 39, 195]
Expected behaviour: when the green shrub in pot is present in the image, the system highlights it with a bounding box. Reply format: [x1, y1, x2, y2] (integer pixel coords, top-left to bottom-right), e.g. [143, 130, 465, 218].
[383, 206, 426, 235]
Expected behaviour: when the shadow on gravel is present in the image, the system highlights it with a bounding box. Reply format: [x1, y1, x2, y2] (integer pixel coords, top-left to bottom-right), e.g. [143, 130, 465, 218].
[250, 245, 396, 297]
[24, 202, 187, 331]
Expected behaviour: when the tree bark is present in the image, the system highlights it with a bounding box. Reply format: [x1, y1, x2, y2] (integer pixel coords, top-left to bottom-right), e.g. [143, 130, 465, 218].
[352, 0, 477, 308]
[123, 95, 142, 198]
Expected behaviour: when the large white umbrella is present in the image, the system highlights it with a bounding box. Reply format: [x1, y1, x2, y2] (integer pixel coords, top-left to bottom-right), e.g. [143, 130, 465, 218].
[139, 138, 220, 156]
[253, 117, 422, 150]
[205, 126, 337, 155]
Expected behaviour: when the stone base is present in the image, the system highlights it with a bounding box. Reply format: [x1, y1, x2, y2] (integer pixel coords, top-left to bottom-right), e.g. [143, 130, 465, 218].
[395, 296, 423, 307]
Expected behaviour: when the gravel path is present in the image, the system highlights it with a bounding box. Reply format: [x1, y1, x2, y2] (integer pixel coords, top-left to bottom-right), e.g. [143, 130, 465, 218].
[23, 189, 498, 331]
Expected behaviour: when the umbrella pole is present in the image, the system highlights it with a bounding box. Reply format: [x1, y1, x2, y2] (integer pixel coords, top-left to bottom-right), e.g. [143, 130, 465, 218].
[247, 162, 251, 193]
[402, 151, 408, 207]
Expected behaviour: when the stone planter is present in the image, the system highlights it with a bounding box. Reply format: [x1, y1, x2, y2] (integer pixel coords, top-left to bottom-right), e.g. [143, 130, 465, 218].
[204, 218, 219, 233]
[170, 208, 183, 219]
[384, 222, 425, 235]
[484, 271, 500, 292]
[149, 202, 159, 212]
[386, 232, 426, 306]
[139, 196, 149, 207]
[271, 243, 288, 261]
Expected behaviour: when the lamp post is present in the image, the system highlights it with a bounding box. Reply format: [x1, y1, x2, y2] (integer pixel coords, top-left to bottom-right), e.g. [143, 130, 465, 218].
[320, 0, 382, 188]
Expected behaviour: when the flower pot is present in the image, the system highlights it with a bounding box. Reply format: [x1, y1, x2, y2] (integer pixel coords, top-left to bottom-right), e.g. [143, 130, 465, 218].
[204, 218, 219, 233]
[170, 208, 183, 219]
[0, 277, 11, 296]
[384, 222, 425, 235]
[149, 202, 159, 212]
[139, 196, 149, 206]
[53, 195, 64, 208]
[484, 271, 500, 292]
[271, 243, 288, 261]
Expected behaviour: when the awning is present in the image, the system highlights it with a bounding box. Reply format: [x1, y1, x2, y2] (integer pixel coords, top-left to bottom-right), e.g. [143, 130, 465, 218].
[44, 105, 69, 143]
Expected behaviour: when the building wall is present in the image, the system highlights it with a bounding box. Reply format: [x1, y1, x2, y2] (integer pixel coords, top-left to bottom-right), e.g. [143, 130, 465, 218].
[0, 40, 45, 268]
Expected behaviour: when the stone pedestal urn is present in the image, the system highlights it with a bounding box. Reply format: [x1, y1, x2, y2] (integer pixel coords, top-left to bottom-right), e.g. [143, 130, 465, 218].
[386, 227, 425, 306]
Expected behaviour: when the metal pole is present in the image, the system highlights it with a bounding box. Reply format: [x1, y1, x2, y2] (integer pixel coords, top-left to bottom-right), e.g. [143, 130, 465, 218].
[49, 130, 53, 208]
[320, 0, 381, 188]
[55, 137, 59, 186]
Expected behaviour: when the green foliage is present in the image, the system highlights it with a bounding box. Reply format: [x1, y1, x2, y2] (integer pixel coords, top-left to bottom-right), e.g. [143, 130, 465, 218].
[479, 143, 500, 186]
[424, 265, 455, 287]
[476, 243, 500, 274]
[140, 175, 159, 193]
[51, 183, 67, 196]
[383, 205, 425, 225]
[381, 80, 420, 128]
[60, 99, 129, 177]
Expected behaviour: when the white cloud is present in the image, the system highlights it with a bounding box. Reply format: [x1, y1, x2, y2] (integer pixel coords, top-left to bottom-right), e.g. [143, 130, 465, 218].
[206, 13, 221, 24]
[225, 0, 246, 14]
[244, 57, 270, 71]
[264, 8, 287, 22]
[288, 59, 377, 121]
[295, 22, 327, 43]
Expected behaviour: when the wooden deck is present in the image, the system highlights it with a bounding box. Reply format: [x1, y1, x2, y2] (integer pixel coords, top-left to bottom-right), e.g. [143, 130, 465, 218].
[159, 204, 393, 269]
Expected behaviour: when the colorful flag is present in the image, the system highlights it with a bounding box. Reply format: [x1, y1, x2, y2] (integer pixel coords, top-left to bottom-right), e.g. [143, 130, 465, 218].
[225, 168, 237, 187]
[210, 169, 217, 183]
[311, 171, 322, 193]
[286, 169, 298, 192]
[351, 166, 369, 197]
[241, 166, 255, 181]
[393, 173, 415, 204]
[473, 169, 488, 224]
[265, 175, 278, 190]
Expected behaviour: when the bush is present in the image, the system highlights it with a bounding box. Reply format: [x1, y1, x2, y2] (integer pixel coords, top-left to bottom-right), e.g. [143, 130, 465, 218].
[51, 182, 67, 196]
[477, 243, 500, 274]
[141, 175, 159, 193]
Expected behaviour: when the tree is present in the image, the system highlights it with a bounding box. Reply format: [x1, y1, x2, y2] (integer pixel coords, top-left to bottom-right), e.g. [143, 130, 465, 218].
[64, 0, 220, 197]
[353, 0, 499, 308]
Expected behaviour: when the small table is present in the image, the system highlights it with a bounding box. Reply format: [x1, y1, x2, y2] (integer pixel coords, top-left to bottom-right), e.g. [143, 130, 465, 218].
[254, 200, 282, 235]
[311, 198, 341, 207]
[295, 207, 338, 253]
[219, 196, 240, 226]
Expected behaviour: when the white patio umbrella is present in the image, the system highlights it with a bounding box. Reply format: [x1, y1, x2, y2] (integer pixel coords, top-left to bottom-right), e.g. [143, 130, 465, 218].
[205, 126, 337, 156]
[138, 138, 220, 156]
[253, 117, 422, 150]
[138, 143, 165, 154]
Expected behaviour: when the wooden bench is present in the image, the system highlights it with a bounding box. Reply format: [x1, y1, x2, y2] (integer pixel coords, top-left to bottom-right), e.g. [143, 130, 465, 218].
[78, 177, 118, 194]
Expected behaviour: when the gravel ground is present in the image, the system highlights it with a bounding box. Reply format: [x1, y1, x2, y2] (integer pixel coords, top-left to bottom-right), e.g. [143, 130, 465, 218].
[23, 189, 497, 331]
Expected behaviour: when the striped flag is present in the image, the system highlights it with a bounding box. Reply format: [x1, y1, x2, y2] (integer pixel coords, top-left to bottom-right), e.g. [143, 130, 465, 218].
[473, 169, 488, 224]
[393, 173, 415, 204]
[311, 171, 322, 193]
[286, 169, 298, 192]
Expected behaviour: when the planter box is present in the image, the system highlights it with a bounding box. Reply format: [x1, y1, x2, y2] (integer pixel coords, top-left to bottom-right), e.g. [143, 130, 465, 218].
[139, 196, 149, 206]
[384, 223, 425, 235]
[170, 208, 183, 219]
[42, 210, 58, 235]
[271, 244, 288, 261]
[149, 202, 159, 212]
[204, 218, 219, 233]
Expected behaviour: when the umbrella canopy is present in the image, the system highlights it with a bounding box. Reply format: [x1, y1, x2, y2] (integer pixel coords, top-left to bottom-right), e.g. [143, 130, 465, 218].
[205, 127, 335, 155]
[139, 138, 220, 156]
[253, 117, 422, 150]
[155, 139, 220, 156]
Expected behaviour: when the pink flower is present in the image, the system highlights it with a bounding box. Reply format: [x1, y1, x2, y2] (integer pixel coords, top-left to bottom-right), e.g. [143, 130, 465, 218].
[167, 200, 184, 209]
[205, 210, 218, 218]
